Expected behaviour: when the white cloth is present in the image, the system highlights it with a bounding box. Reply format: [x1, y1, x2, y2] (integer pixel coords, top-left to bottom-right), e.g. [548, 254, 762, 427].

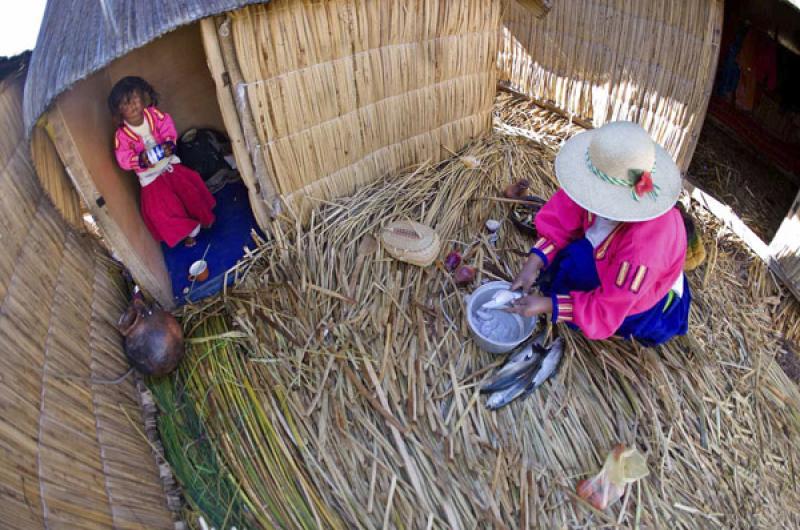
[585, 216, 620, 249]
[125, 119, 180, 187]
[587, 215, 684, 297]
[670, 271, 685, 297]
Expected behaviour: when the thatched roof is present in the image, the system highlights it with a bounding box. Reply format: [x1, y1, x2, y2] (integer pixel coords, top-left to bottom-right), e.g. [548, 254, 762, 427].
[23, 0, 266, 131]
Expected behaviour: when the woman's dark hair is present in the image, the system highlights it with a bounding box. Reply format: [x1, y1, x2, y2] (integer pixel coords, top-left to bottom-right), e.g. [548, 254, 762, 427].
[108, 76, 159, 122]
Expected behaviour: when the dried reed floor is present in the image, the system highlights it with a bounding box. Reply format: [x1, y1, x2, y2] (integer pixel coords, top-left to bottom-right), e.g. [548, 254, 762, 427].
[161, 95, 800, 530]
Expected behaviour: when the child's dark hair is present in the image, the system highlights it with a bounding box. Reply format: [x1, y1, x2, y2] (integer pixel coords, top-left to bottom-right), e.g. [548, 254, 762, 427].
[108, 76, 159, 122]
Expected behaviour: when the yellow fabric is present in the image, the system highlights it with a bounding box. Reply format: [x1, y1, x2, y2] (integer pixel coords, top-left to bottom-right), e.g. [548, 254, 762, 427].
[684, 235, 706, 271]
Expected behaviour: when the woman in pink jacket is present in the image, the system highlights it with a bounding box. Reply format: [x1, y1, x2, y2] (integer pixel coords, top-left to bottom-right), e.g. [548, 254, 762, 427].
[110, 77, 215, 248]
[508, 121, 691, 346]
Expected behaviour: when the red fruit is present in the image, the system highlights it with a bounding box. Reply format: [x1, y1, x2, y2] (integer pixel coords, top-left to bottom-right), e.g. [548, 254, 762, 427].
[576, 478, 595, 499]
[576, 478, 606, 510]
[453, 265, 476, 285]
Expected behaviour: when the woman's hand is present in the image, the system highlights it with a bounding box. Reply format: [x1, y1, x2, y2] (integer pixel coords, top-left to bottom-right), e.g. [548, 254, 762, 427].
[505, 295, 552, 318]
[510, 254, 544, 292]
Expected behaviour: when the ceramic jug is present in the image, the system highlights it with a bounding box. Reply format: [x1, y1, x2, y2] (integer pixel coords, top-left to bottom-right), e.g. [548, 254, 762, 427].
[117, 297, 184, 376]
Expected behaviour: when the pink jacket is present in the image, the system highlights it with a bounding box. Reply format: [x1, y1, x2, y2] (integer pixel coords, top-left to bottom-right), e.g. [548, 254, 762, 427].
[113, 106, 177, 172]
[532, 189, 686, 339]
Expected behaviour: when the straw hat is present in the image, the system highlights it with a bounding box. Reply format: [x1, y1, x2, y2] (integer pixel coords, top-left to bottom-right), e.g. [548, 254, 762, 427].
[554, 121, 682, 222]
[381, 220, 440, 267]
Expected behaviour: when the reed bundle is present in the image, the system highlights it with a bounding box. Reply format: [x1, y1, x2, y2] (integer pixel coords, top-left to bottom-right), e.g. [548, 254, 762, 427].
[229, 0, 500, 220]
[160, 95, 800, 529]
[498, 0, 723, 172]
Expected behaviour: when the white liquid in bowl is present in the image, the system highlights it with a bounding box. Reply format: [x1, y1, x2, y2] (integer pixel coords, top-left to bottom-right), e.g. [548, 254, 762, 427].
[466, 281, 535, 353]
[473, 307, 525, 342]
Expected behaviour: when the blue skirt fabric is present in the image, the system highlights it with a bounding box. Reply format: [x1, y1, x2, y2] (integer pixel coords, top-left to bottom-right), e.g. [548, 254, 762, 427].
[537, 238, 691, 346]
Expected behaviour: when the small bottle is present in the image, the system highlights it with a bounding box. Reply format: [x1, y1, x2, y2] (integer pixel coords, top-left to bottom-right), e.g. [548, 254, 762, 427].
[145, 144, 166, 166]
[485, 219, 501, 246]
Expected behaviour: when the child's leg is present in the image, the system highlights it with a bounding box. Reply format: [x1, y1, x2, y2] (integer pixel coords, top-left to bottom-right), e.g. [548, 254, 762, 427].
[141, 176, 206, 248]
[165, 165, 216, 227]
[184, 224, 201, 247]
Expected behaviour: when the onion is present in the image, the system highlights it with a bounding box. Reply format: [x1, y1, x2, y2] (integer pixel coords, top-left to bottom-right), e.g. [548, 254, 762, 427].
[444, 250, 462, 271]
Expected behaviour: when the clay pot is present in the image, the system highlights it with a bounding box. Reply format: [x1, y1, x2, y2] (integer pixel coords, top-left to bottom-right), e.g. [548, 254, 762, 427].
[117, 298, 184, 377]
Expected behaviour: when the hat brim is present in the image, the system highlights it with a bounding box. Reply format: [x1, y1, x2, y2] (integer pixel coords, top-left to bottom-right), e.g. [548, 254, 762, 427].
[554, 129, 682, 222]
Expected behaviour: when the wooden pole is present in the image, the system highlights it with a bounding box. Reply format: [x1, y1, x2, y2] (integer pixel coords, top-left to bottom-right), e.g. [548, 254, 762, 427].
[200, 17, 273, 229]
[496, 82, 594, 130]
[212, 15, 281, 218]
[768, 188, 800, 300]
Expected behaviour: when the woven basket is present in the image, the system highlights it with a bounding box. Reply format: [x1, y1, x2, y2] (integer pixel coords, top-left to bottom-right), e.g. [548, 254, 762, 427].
[381, 220, 441, 267]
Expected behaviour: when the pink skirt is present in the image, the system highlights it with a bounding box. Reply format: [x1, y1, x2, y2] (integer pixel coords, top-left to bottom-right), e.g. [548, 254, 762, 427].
[140, 164, 216, 248]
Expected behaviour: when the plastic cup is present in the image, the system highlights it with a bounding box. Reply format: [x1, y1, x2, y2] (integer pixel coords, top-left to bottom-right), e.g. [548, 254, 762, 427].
[188, 260, 209, 282]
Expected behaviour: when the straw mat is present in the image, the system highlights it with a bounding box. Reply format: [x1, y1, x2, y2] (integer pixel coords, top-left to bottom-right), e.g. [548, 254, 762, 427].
[157, 94, 800, 529]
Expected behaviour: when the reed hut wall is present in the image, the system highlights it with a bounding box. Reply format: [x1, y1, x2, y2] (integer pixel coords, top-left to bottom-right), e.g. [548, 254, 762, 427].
[498, 0, 724, 172]
[226, 0, 502, 219]
[30, 125, 85, 232]
[0, 65, 173, 529]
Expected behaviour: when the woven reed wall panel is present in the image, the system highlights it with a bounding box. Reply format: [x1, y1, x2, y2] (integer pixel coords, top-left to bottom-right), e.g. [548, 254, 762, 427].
[37, 230, 116, 528]
[0, 77, 173, 529]
[498, 0, 723, 171]
[0, 87, 41, 304]
[31, 125, 85, 231]
[230, 0, 501, 216]
[0, 199, 61, 530]
[88, 249, 175, 529]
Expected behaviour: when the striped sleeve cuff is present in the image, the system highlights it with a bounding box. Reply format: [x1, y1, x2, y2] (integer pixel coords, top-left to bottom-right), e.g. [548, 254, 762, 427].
[551, 294, 574, 323]
[530, 237, 557, 267]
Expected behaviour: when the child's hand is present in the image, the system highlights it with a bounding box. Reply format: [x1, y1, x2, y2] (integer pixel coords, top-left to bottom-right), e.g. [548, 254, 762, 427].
[162, 141, 175, 157]
[138, 151, 152, 169]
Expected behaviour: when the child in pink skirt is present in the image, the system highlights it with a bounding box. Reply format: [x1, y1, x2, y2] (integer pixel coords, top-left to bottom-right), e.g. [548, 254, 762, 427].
[110, 76, 215, 248]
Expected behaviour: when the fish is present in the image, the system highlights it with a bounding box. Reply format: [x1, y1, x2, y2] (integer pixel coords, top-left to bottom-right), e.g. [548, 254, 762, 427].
[484, 337, 565, 410]
[530, 337, 564, 387]
[476, 309, 493, 321]
[480, 329, 547, 393]
[486, 380, 527, 409]
[485, 369, 535, 409]
[480, 289, 523, 311]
